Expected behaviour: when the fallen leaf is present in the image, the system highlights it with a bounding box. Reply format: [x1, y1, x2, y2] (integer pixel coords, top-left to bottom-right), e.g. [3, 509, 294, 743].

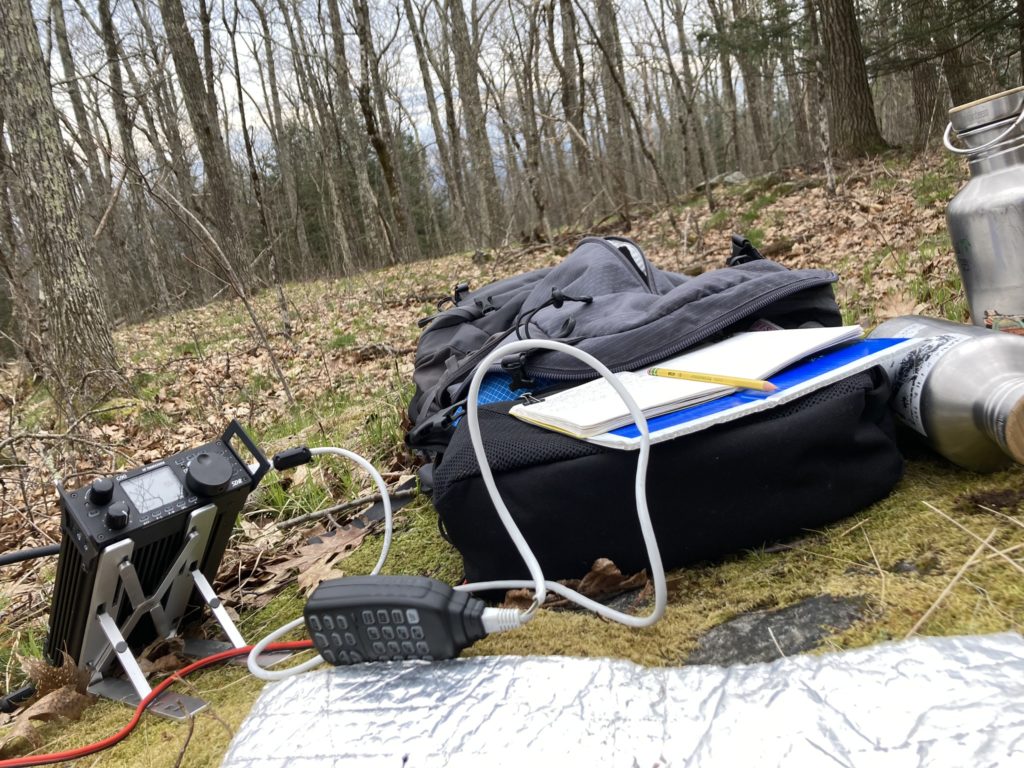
[263, 522, 374, 593]
[296, 560, 341, 595]
[136, 636, 187, 679]
[500, 588, 535, 611]
[20, 652, 89, 698]
[575, 558, 649, 599]
[501, 559, 648, 611]
[0, 686, 95, 757]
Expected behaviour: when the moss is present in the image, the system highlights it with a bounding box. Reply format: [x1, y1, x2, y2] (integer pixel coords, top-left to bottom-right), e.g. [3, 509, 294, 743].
[329, 331, 357, 350]
[910, 172, 957, 208]
[706, 208, 732, 231]
[10, 458, 1024, 767]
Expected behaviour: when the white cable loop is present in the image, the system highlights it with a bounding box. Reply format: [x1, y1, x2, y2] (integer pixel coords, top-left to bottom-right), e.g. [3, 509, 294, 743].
[247, 338, 667, 680]
[246, 445, 394, 681]
[455, 339, 667, 629]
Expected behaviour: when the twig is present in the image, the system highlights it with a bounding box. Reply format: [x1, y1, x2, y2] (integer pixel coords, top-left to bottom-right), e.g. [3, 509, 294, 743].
[862, 529, 886, 609]
[92, 166, 127, 241]
[922, 501, 1024, 578]
[276, 489, 417, 530]
[146, 180, 296, 406]
[836, 518, 869, 538]
[0, 431, 124, 456]
[766, 626, 787, 658]
[984, 542, 1024, 562]
[905, 529, 997, 639]
[977, 504, 1024, 531]
[170, 712, 196, 768]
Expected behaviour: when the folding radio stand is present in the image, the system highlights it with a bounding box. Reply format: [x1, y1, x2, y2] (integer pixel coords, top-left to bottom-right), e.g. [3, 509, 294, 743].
[46, 421, 272, 720]
[83, 506, 245, 719]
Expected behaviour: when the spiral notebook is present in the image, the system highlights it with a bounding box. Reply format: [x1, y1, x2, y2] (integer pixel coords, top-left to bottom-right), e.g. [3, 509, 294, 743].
[509, 325, 866, 439]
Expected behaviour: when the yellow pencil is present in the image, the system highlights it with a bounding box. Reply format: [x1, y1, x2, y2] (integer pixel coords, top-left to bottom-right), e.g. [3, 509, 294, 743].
[647, 367, 778, 392]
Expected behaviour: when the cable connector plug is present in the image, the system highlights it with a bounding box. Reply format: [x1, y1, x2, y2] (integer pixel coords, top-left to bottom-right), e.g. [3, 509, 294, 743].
[272, 446, 313, 471]
[481, 607, 523, 634]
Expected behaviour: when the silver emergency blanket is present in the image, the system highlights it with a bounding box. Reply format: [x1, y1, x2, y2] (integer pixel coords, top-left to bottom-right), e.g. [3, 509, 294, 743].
[223, 632, 1024, 767]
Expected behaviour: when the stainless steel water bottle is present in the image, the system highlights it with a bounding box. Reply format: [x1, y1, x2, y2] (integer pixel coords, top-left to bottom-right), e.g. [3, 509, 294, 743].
[945, 87, 1024, 327]
[869, 316, 1024, 472]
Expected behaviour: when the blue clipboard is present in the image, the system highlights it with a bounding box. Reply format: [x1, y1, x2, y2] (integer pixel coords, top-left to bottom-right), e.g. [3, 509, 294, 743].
[594, 337, 912, 448]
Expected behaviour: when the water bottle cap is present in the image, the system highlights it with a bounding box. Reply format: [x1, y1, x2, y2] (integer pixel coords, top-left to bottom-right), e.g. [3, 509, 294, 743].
[1008, 398, 1024, 465]
[949, 86, 1024, 134]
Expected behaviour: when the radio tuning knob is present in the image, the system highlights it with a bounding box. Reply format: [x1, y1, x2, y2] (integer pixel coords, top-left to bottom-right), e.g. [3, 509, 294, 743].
[88, 477, 114, 506]
[105, 500, 130, 530]
[185, 452, 233, 496]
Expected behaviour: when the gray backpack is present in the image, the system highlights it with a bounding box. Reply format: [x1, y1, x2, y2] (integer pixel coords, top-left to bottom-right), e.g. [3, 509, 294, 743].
[407, 236, 842, 453]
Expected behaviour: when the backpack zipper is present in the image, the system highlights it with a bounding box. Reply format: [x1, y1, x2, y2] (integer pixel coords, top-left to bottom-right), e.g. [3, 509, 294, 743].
[513, 271, 839, 382]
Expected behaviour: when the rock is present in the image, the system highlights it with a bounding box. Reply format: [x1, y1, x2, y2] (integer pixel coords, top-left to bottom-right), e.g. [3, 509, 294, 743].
[685, 594, 866, 666]
[694, 170, 747, 192]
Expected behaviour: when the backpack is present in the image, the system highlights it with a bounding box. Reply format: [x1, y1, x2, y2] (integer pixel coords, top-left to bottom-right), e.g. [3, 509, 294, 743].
[406, 236, 903, 582]
[407, 236, 843, 454]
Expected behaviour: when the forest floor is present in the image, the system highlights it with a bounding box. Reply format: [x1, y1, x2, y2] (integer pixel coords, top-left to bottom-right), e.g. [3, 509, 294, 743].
[1, 148, 1022, 766]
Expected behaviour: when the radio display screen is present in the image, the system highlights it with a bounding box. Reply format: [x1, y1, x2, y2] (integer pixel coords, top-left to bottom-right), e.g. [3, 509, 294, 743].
[121, 466, 185, 513]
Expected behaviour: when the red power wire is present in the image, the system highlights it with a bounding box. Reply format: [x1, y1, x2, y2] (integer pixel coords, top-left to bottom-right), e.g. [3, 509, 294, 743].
[0, 640, 314, 768]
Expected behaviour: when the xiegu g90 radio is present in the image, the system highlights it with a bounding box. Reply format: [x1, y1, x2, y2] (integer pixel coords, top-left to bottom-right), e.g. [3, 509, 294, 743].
[44, 421, 270, 716]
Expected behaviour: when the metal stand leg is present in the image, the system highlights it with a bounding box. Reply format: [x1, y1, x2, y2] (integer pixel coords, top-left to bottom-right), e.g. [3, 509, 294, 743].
[80, 506, 248, 720]
[89, 611, 208, 721]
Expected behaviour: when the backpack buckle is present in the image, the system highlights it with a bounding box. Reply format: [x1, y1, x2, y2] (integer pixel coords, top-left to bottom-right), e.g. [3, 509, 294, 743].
[406, 402, 463, 452]
[727, 234, 765, 267]
[500, 353, 535, 390]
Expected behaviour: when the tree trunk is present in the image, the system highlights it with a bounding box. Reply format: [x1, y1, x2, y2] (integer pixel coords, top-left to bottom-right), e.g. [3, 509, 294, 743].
[403, 0, 469, 243]
[51, 0, 103, 187]
[275, 0, 356, 274]
[0, 0, 120, 410]
[548, 0, 588, 187]
[427, 10, 475, 242]
[158, 0, 252, 289]
[352, 0, 422, 262]
[251, 0, 314, 275]
[446, 0, 503, 243]
[97, 0, 170, 312]
[514, 1, 549, 242]
[593, 0, 631, 223]
[819, 0, 887, 159]
[730, 0, 772, 171]
[707, 0, 742, 171]
[670, 0, 716, 210]
[226, 0, 290, 337]
[807, 0, 836, 195]
[326, 0, 390, 268]
[773, 0, 812, 161]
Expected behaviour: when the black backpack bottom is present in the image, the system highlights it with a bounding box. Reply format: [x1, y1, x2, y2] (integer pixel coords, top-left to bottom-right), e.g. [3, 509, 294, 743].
[431, 369, 903, 583]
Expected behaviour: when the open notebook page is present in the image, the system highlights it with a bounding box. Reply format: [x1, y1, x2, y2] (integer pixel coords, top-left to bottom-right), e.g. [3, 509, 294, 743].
[510, 325, 863, 438]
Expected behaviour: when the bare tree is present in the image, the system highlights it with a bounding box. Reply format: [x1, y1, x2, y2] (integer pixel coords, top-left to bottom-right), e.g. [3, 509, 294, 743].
[819, 0, 887, 158]
[158, 0, 252, 288]
[1, 0, 120, 409]
[446, 0, 504, 244]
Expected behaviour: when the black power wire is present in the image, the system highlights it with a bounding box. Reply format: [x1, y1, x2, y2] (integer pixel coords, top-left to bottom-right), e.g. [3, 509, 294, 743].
[0, 544, 60, 568]
[0, 544, 59, 711]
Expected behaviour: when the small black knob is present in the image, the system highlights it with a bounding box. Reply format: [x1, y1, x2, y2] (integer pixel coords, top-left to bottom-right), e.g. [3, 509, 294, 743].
[105, 500, 130, 530]
[88, 477, 114, 506]
[185, 452, 233, 496]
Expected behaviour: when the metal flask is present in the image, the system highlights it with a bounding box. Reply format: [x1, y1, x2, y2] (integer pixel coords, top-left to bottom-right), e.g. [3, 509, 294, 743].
[945, 87, 1024, 327]
[869, 316, 1024, 472]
